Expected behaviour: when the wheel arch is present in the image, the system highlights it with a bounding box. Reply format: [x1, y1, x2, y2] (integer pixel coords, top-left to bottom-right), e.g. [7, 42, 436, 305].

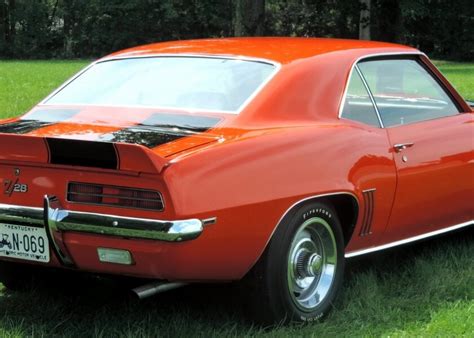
[271, 192, 359, 249]
[245, 192, 359, 279]
[318, 193, 359, 246]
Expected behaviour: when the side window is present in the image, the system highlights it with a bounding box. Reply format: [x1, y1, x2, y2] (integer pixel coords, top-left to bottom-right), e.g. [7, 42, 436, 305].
[358, 59, 459, 127]
[341, 69, 381, 127]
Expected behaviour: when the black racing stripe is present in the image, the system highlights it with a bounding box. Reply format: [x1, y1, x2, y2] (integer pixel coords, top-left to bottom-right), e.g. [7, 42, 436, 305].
[0, 110, 80, 135]
[141, 113, 221, 132]
[100, 113, 221, 148]
[47, 138, 118, 170]
[0, 120, 52, 134]
[101, 127, 185, 148]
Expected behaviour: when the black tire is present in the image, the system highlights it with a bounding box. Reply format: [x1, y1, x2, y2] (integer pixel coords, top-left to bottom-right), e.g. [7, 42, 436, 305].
[246, 202, 345, 324]
[0, 261, 39, 291]
[0, 261, 72, 291]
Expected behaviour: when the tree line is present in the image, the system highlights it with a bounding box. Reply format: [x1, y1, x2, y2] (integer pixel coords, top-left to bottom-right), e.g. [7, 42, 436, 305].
[0, 0, 472, 60]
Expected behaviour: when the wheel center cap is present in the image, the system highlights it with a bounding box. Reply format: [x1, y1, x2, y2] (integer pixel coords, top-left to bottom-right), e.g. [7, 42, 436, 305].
[307, 253, 322, 276]
[295, 249, 322, 278]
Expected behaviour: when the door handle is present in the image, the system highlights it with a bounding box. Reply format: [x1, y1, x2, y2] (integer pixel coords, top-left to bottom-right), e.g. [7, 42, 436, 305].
[393, 142, 415, 152]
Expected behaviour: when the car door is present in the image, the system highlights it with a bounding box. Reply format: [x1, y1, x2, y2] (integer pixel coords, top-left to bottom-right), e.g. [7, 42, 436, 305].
[357, 57, 473, 242]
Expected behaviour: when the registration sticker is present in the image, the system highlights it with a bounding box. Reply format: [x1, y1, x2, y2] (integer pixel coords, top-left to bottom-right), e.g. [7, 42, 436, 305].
[0, 223, 50, 263]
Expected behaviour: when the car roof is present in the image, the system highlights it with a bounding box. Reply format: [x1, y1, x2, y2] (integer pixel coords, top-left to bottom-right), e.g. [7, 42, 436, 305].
[105, 37, 418, 65]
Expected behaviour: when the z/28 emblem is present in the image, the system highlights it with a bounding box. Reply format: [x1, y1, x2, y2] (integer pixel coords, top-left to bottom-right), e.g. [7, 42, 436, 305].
[3, 169, 28, 196]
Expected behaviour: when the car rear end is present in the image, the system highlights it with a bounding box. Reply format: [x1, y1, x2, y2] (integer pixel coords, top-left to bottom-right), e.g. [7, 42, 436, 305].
[0, 52, 283, 286]
[0, 133, 214, 280]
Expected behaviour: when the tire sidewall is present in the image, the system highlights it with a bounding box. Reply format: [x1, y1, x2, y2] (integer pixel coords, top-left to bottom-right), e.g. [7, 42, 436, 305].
[265, 202, 345, 323]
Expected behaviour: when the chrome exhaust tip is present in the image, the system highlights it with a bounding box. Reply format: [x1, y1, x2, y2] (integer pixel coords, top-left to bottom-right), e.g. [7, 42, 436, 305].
[132, 281, 187, 299]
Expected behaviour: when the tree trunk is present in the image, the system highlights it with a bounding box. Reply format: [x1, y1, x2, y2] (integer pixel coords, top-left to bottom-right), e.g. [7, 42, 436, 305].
[4, 0, 15, 44]
[359, 0, 371, 40]
[0, 3, 5, 45]
[49, 0, 60, 29]
[234, 0, 265, 37]
[377, 0, 402, 43]
[63, 0, 75, 57]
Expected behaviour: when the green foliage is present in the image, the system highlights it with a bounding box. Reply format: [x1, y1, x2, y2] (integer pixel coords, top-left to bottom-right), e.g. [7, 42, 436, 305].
[0, 0, 234, 59]
[266, 0, 360, 38]
[0, 1, 472, 59]
[401, 0, 474, 61]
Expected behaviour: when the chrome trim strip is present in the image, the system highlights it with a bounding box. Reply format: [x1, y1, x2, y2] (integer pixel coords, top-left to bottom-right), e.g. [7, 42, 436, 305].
[202, 217, 217, 226]
[39, 54, 282, 115]
[39, 63, 95, 106]
[0, 198, 204, 242]
[0, 203, 44, 226]
[100, 53, 279, 66]
[338, 51, 425, 122]
[345, 220, 473, 258]
[362, 188, 376, 193]
[355, 65, 385, 128]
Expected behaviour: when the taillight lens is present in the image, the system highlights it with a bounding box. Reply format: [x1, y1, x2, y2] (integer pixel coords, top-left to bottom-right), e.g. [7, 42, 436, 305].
[67, 182, 164, 211]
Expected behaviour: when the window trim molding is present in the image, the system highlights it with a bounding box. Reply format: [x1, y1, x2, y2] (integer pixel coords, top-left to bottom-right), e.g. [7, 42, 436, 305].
[338, 52, 425, 125]
[359, 55, 464, 114]
[39, 54, 282, 115]
[354, 65, 385, 128]
[339, 52, 465, 129]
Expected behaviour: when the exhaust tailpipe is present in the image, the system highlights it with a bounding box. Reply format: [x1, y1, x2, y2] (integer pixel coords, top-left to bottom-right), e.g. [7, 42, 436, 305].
[132, 281, 187, 299]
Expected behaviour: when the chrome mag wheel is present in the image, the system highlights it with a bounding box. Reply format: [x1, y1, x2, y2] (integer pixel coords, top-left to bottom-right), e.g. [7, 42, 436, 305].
[287, 217, 337, 312]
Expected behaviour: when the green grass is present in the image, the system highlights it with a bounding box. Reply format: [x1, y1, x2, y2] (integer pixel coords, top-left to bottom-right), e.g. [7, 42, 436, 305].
[433, 61, 474, 99]
[0, 60, 473, 337]
[0, 231, 472, 337]
[0, 60, 472, 118]
[0, 60, 88, 118]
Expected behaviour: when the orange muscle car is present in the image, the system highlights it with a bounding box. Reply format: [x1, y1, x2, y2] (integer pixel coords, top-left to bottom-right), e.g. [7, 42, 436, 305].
[0, 38, 472, 323]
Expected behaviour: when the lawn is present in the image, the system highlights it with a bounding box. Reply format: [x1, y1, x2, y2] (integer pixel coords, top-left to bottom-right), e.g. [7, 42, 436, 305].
[0, 60, 88, 118]
[0, 60, 473, 337]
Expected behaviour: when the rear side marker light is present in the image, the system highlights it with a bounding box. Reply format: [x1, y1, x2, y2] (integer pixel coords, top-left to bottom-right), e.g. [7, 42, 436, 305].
[98, 248, 133, 265]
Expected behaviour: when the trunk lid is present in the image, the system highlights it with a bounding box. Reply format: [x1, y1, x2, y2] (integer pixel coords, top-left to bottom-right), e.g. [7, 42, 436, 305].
[0, 105, 227, 165]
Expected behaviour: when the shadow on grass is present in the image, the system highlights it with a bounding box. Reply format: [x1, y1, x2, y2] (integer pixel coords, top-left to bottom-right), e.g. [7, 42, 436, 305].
[0, 226, 472, 336]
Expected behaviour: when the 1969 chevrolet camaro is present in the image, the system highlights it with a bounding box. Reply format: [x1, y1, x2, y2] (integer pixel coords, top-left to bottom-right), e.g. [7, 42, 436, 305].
[0, 38, 472, 323]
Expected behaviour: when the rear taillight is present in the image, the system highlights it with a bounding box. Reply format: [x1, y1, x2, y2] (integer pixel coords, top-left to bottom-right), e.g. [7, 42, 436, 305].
[67, 182, 164, 211]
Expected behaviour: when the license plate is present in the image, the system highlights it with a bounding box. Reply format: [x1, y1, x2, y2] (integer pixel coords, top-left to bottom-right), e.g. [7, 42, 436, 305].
[0, 223, 50, 263]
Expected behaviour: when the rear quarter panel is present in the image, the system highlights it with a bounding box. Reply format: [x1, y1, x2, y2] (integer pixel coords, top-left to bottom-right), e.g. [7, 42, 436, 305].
[161, 122, 397, 280]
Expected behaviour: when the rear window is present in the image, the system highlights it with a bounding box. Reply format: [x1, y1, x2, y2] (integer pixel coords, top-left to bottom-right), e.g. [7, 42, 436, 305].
[45, 57, 277, 113]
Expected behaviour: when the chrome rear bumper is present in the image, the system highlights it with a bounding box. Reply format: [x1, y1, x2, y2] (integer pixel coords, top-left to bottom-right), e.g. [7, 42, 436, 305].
[0, 196, 204, 266]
